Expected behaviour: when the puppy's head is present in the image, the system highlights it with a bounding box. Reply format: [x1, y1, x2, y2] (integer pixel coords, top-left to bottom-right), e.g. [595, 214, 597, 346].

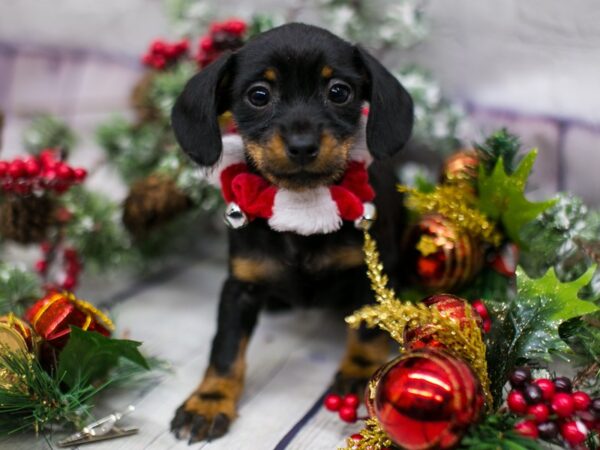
[172, 23, 413, 190]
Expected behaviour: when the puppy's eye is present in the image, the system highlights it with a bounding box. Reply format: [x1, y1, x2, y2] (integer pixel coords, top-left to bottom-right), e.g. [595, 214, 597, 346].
[247, 83, 271, 108]
[327, 80, 352, 105]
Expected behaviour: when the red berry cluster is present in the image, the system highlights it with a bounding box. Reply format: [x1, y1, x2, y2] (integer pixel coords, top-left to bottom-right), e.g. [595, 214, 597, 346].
[142, 38, 190, 70]
[0, 149, 87, 196]
[508, 367, 599, 447]
[471, 299, 492, 333]
[36, 243, 82, 291]
[197, 19, 247, 68]
[324, 393, 360, 423]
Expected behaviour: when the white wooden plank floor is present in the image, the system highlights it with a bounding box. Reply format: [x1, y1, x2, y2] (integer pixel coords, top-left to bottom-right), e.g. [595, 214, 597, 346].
[0, 261, 360, 450]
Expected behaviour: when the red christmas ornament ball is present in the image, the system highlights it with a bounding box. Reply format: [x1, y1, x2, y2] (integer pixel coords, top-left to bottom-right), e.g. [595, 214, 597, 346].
[551, 392, 575, 418]
[24, 291, 112, 348]
[560, 421, 588, 446]
[372, 349, 483, 450]
[404, 294, 485, 351]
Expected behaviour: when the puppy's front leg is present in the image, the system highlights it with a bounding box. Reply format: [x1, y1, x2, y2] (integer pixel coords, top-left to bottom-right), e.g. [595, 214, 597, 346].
[332, 325, 390, 396]
[171, 278, 260, 443]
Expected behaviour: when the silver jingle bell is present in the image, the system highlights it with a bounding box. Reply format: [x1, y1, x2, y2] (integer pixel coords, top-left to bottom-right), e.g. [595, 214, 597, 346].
[354, 202, 377, 231]
[224, 202, 248, 229]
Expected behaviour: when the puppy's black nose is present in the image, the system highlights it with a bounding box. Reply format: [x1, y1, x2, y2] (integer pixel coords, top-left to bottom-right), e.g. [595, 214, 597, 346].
[285, 133, 320, 165]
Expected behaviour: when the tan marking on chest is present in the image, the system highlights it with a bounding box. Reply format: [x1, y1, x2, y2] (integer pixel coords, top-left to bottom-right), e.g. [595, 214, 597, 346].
[309, 245, 365, 271]
[231, 256, 283, 283]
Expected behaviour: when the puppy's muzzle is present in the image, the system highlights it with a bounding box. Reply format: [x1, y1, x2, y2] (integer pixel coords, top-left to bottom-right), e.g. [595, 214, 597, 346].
[284, 132, 320, 165]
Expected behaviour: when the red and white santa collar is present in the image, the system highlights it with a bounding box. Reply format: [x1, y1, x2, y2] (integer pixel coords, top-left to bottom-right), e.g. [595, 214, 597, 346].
[205, 118, 376, 236]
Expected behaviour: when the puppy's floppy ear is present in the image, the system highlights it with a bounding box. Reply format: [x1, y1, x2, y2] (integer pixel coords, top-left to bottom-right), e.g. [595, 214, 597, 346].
[171, 52, 235, 166]
[355, 46, 414, 159]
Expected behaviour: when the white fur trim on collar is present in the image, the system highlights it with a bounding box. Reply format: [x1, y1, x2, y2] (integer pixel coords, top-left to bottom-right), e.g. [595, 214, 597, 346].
[268, 187, 342, 235]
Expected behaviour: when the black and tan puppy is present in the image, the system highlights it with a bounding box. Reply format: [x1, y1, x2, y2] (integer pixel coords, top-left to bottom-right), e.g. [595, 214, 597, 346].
[170, 23, 413, 443]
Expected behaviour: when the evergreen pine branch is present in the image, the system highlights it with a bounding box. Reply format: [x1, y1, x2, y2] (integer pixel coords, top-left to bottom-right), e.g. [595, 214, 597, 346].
[22, 114, 77, 155]
[458, 413, 541, 449]
[475, 128, 522, 175]
[0, 263, 43, 315]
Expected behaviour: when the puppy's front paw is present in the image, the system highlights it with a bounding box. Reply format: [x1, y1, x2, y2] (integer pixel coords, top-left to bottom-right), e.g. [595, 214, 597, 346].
[170, 391, 236, 444]
[331, 370, 371, 397]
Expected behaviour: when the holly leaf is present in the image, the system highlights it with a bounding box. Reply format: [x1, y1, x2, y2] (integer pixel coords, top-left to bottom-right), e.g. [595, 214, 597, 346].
[485, 265, 599, 405]
[477, 149, 557, 245]
[57, 327, 149, 388]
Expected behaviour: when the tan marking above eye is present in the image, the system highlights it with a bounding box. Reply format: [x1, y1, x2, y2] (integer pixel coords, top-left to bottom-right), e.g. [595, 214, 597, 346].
[263, 68, 277, 81]
[321, 65, 333, 78]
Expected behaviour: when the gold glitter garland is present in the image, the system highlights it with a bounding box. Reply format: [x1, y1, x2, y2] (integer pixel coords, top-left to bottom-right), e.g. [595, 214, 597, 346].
[346, 230, 493, 408]
[339, 418, 392, 450]
[399, 183, 503, 248]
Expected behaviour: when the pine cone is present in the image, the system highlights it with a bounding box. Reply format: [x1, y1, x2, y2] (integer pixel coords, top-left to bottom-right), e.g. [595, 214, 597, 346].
[0, 195, 55, 244]
[130, 71, 160, 124]
[122, 174, 192, 237]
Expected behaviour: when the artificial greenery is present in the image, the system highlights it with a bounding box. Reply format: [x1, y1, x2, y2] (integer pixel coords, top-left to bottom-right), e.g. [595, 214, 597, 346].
[458, 413, 541, 450]
[477, 150, 557, 245]
[0, 263, 42, 316]
[22, 114, 76, 155]
[475, 128, 522, 175]
[485, 266, 599, 405]
[0, 327, 150, 435]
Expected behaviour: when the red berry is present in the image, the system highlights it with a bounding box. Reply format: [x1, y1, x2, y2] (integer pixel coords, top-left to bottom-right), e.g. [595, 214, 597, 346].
[553, 376, 573, 393]
[508, 390, 528, 414]
[0, 160, 8, 176]
[151, 39, 167, 55]
[482, 319, 491, 333]
[64, 248, 78, 261]
[176, 39, 189, 53]
[533, 378, 555, 401]
[24, 158, 41, 177]
[324, 394, 342, 412]
[514, 420, 539, 438]
[73, 167, 87, 182]
[560, 420, 588, 445]
[62, 274, 77, 290]
[509, 367, 531, 390]
[8, 159, 26, 178]
[56, 163, 74, 181]
[471, 299, 489, 320]
[527, 403, 549, 423]
[524, 384, 544, 404]
[200, 36, 214, 52]
[572, 391, 591, 411]
[142, 53, 153, 65]
[153, 55, 166, 69]
[552, 392, 575, 418]
[39, 149, 58, 167]
[43, 168, 58, 181]
[41, 241, 51, 253]
[349, 433, 363, 441]
[338, 405, 357, 423]
[342, 394, 360, 409]
[223, 19, 247, 36]
[34, 260, 48, 274]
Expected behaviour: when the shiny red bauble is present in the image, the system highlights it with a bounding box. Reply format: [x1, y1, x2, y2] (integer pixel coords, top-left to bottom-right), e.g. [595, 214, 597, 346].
[371, 349, 483, 450]
[551, 393, 575, 418]
[404, 294, 485, 351]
